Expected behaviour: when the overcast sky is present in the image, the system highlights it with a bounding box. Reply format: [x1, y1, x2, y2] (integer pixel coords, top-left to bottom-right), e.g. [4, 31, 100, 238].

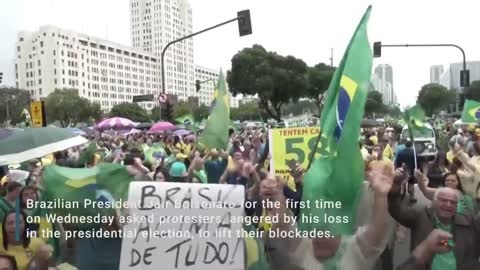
[1, 0, 479, 107]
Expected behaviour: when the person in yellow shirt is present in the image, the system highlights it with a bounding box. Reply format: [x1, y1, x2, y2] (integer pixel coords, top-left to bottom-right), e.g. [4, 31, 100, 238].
[382, 138, 395, 160]
[0, 211, 51, 270]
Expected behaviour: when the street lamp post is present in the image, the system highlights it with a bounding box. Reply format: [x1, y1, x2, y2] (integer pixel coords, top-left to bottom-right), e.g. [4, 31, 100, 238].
[161, 10, 251, 96]
[373, 42, 469, 112]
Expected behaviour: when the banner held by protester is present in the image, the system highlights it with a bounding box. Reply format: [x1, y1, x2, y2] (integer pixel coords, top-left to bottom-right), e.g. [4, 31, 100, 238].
[119, 182, 245, 270]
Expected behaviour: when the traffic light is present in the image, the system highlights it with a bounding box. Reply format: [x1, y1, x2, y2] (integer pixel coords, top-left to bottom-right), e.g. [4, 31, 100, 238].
[460, 70, 470, 87]
[237, 10, 252, 37]
[0, 72, 3, 83]
[161, 101, 174, 122]
[195, 80, 201, 92]
[373, 41, 382, 57]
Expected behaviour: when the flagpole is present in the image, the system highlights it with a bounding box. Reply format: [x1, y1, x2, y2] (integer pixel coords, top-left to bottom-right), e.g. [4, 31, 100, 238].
[307, 95, 325, 171]
[412, 140, 418, 170]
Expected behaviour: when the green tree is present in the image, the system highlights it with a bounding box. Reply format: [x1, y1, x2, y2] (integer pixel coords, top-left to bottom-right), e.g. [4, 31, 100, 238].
[110, 102, 150, 122]
[385, 104, 402, 118]
[364, 91, 386, 117]
[464, 80, 480, 101]
[227, 45, 308, 121]
[0, 87, 31, 126]
[172, 101, 193, 120]
[150, 107, 161, 122]
[416, 83, 450, 116]
[283, 100, 318, 116]
[229, 102, 254, 121]
[45, 89, 101, 127]
[306, 63, 335, 108]
[193, 105, 209, 122]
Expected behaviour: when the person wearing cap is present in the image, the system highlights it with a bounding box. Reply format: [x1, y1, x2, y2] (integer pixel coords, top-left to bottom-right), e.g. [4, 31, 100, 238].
[169, 153, 188, 182]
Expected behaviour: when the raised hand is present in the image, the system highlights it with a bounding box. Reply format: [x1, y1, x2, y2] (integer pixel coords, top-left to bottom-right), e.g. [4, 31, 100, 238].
[394, 165, 409, 184]
[414, 169, 428, 185]
[368, 166, 394, 195]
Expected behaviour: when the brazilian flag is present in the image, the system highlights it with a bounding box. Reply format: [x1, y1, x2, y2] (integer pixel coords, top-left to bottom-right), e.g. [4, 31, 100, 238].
[404, 105, 429, 141]
[144, 143, 167, 164]
[176, 114, 195, 126]
[461, 99, 480, 123]
[42, 163, 133, 228]
[300, 6, 373, 236]
[77, 142, 97, 166]
[198, 71, 230, 150]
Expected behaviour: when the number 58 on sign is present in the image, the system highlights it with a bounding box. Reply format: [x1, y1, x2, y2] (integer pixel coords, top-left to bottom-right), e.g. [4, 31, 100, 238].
[268, 127, 325, 182]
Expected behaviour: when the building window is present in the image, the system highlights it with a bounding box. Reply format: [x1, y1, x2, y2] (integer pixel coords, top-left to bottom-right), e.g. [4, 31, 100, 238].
[38, 69, 41, 75]
[40, 41, 44, 47]
[38, 60, 41, 66]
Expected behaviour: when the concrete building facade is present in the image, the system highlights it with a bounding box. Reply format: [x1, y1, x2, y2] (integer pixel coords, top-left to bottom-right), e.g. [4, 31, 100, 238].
[15, 25, 161, 111]
[430, 65, 444, 83]
[130, 0, 195, 101]
[438, 61, 480, 90]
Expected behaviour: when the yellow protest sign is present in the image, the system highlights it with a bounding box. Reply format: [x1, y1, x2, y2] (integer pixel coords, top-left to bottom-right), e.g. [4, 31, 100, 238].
[269, 127, 324, 185]
[30, 101, 45, 127]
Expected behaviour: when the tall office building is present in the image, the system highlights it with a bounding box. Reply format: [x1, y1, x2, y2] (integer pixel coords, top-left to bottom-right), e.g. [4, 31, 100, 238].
[15, 25, 161, 111]
[430, 65, 444, 83]
[373, 64, 397, 105]
[372, 75, 396, 105]
[375, 64, 393, 88]
[439, 61, 480, 90]
[130, 0, 194, 101]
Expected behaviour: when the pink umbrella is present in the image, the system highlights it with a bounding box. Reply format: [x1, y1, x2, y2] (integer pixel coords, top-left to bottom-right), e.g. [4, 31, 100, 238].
[95, 117, 136, 130]
[148, 122, 175, 133]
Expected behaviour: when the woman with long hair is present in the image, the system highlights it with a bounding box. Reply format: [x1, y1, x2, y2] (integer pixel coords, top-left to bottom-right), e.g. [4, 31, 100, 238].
[0, 211, 51, 270]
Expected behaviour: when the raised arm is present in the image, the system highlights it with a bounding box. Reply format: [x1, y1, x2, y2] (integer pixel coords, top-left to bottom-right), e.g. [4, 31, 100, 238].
[414, 169, 435, 201]
[388, 167, 418, 228]
[356, 164, 395, 258]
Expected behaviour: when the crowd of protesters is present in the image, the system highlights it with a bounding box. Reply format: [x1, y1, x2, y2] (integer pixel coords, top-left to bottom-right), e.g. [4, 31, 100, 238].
[0, 123, 479, 270]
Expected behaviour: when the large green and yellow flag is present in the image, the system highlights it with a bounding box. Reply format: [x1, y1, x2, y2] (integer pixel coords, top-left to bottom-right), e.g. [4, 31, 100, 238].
[461, 99, 480, 123]
[404, 105, 429, 141]
[198, 71, 230, 150]
[42, 163, 133, 228]
[176, 114, 195, 126]
[299, 6, 373, 236]
[144, 143, 167, 164]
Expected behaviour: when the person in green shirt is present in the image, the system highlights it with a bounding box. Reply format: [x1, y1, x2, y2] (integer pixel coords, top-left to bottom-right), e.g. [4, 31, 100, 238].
[415, 171, 475, 214]
[0, 182, 22, 223]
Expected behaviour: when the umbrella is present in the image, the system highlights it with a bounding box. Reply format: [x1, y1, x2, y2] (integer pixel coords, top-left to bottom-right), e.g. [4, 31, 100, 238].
[173, 129, 191, 136]
[95, 117, 136, 130]
[65, 127, 87, 136]
[148, 122, 174, 133]
[0, 127, 88, 166]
